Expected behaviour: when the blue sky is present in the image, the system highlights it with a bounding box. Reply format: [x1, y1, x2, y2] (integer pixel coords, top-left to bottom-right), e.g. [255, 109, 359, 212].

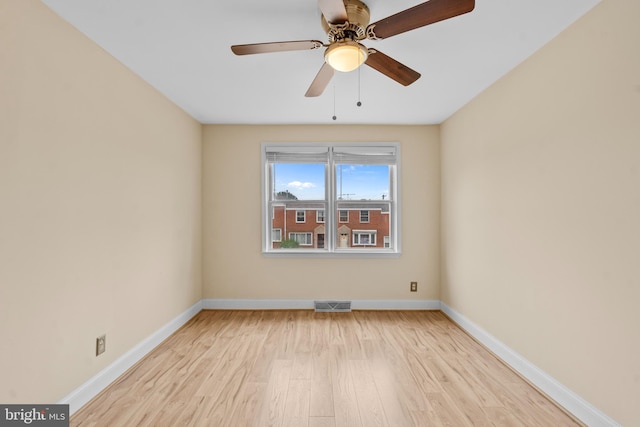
[273, 163, 389, 200]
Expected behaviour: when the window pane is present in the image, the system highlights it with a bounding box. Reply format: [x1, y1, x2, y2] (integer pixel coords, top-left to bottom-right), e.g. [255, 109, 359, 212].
[273, 163, 325, 201]
[271, 203, 325, 250]
[336, 165, 389, 201]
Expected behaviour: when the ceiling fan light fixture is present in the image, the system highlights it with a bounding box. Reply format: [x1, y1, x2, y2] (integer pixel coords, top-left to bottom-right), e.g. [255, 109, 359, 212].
[324, 40, 368, 72]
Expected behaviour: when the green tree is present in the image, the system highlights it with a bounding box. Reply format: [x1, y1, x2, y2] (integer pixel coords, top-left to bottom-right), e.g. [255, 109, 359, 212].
[275, 190, 298, 200]
[279, 239, 300, 248]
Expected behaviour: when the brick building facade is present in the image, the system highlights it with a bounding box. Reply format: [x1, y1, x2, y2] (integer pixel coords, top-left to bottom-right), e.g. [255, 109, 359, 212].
[272, 204, 390, 249]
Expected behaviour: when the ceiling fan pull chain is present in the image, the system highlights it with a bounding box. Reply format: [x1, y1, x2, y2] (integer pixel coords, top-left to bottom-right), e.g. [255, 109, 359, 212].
[357, 66, 362, 107]
[332, 84, 337, 121]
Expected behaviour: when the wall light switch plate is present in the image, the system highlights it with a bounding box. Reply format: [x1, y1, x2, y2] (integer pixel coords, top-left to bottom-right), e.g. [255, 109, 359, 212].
[96, 335, 106, 356]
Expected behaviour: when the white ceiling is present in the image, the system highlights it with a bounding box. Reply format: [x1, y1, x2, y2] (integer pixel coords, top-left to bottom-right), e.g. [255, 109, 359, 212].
[41, 0, 600, 125]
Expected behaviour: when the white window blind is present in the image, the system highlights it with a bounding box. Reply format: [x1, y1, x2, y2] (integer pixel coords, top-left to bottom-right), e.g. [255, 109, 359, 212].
[265, 146, 329, 163]
[332, 146, 397, 165]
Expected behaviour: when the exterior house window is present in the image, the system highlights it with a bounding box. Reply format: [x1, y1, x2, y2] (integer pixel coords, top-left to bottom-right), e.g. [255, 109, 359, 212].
[289, 232, 312, 246]
[262, 143, 400, 255]
[353, 230, 376, 246]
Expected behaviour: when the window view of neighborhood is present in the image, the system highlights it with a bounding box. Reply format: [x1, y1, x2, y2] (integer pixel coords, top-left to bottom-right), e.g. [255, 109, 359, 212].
[270, 163, 391, 250]
[263, 143, 399, 254]
[271, 205, 391, 249]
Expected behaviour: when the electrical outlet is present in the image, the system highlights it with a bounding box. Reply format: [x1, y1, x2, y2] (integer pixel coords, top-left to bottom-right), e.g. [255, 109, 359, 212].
[96, 335, 106, 356]
[410, 281, 417, 292]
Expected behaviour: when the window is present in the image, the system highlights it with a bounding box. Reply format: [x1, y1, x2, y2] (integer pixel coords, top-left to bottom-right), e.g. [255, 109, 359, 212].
[289, 232, 313, 246]
[353, 231, 376, 246]
[263, 143, 399, 255]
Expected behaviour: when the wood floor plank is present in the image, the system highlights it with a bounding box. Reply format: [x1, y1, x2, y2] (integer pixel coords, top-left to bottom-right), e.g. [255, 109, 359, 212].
[309, 380, 334, 417]
[311, 347, 331, 381]
[483, 407, 528, 427]
[226, 381, 268, 427]
[142, 399, 187, 426]
[282, 379, 311, 427]
[330, 351, 362, 427]
[257, 359, 292, 427]
[369, 360, 416, 427]
[291, 351, 313, 380]
[347, 360, 389, 426]
[71, 310, 583, 427]
[308, 417, 335, 427]
[426, 392, 475, 427]
[404, 350, 442, 394]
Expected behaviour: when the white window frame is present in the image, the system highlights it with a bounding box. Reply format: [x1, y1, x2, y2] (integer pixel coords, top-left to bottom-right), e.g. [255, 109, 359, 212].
[316, 210, 325, 223]
[360, 210, 370, 223]
[272, 229, 282, 242]
[296, 210, 306, 223]
[339, 210, 349, 223]
[262, 142, 401, 257]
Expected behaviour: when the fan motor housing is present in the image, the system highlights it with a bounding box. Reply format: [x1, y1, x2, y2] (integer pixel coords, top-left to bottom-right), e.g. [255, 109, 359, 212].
[321, 0, 370, 42]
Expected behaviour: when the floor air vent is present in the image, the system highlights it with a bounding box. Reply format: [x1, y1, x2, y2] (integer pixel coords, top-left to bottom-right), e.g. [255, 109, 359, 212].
[314, 301, 352, 312]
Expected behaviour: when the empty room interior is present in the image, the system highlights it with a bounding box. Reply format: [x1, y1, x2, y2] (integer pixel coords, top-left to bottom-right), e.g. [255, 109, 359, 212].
[1, 0, 638, 425]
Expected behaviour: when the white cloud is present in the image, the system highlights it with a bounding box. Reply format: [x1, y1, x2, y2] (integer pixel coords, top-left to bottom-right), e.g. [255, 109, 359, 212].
[288, 181, 316, 190]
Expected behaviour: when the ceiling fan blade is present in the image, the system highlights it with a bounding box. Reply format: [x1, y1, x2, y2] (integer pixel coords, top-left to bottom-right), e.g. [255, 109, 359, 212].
[231, 40, 324, 55]
[318, 0, 348, 24]
[366, 0, 475, 40]
[305, 63, 335, 97]
[365, 49, 421, 86]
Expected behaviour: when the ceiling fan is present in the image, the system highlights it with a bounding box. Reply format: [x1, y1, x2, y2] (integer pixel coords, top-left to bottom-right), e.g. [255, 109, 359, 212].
[231, 0, 475, 97]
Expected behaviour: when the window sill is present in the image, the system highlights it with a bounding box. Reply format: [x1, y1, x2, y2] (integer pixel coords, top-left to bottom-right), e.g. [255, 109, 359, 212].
[262, 249, 401, 259]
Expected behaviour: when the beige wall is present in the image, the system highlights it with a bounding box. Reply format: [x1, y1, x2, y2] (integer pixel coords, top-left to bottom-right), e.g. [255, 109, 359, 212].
[203, 125, 440, 301]
[441, 0, 640, 424]
[0, 0, 202, 404]
[3, 0, 635, 423]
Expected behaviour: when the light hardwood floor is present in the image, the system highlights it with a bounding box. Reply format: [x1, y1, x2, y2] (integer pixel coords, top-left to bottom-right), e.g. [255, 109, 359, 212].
[72, 310, 582, 426]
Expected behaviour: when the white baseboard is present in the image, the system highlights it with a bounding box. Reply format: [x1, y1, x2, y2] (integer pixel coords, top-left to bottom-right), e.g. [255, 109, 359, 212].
[202, 298, 441, 310]
[351, 299, 441, 310]
[59, 300, 203, 416]
[440, 302, 621, 427]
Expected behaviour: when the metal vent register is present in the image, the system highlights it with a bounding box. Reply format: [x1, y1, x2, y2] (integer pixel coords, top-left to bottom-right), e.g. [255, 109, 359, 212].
[314, 301, 352, 312]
